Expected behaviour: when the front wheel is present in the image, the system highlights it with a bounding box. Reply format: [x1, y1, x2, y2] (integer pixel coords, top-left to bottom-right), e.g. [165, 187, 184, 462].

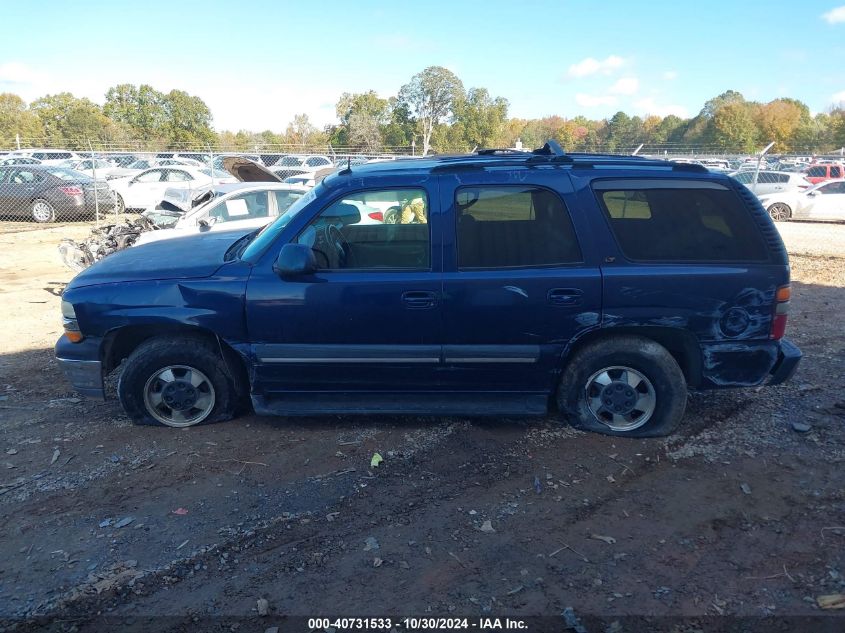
[118, 336, 240, 427]
[32, 199, 56, 223]
[557, 335, 687, 437]
[767, 202, 791, 222]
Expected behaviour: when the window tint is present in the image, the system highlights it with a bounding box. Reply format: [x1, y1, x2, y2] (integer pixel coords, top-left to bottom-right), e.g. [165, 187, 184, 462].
[832, 166, 843, 178]
[208, 191, 269, 222]
[733, 172, 751, 184]
[295, 188, 430, 270]
[807, 166, 826, 177]
[776, 174, 789, 183]
[597, 186, 768, 262]
[273, 190, 304, 214]
[166, 170, 192, 182]
[135, 169, 164, 183]
[456, 186, 581, 269]
[9, 169, 42, 184]
[757, 172, 776, 184]
[819, 182, 845, 195]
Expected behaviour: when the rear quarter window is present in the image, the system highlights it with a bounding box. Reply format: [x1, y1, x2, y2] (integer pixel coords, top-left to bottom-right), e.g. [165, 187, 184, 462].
[595, 183, 769, 262]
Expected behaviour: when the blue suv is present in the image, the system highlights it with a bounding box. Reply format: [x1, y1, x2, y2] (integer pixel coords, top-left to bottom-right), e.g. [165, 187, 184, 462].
[55, 143, 801, 437]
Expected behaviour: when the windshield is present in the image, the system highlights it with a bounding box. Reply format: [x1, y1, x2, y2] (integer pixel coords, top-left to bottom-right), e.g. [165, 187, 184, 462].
[241, 184, 321, 261]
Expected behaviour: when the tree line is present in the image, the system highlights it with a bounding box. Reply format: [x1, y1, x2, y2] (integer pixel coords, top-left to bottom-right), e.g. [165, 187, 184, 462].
[1, 67, 844, 155]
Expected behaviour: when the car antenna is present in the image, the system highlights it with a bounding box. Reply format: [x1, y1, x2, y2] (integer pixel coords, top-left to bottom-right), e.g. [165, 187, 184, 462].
[339, 156, 352, 175]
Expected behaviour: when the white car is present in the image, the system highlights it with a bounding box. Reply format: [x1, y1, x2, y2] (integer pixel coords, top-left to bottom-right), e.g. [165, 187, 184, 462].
[758, 179, 845, 222]
[109, 166, 237, 212]
[55, 158, 132, 180]
[731, 170, 812, 197]
[134, 183, 310, 246]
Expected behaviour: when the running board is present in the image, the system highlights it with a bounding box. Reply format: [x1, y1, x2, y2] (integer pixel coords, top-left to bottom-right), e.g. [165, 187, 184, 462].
[251, 392, 549, 417]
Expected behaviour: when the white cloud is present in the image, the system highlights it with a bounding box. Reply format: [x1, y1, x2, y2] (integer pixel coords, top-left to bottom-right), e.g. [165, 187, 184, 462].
[566, 55, 626, 78]
[822, 5, 845, 23]
[832, 90, 845, 103]
[662, 70, 678, 80]
[609, 77, 639, 95]
[633, 97, 689, 118]
[0, 62, 48, 86]
[575, 93, 619, 108]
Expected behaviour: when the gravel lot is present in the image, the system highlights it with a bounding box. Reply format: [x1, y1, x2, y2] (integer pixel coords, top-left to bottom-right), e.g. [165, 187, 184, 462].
[0, 221, 843, 630]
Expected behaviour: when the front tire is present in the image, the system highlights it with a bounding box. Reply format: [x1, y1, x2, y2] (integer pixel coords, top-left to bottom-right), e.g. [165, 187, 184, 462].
[118, 336, 240, 427]
[114, 193, 125, 214]
[32, 199, 56, 223]
[767, 202, 791, 222]
[557, 335, 687, 437]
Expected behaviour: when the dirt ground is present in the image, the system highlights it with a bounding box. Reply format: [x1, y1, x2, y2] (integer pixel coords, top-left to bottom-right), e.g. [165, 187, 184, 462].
[0, 221, 843, 631]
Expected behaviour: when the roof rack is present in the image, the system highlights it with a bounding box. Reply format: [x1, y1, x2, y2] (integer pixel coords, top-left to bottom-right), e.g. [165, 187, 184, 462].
[432, 141, 709, 173]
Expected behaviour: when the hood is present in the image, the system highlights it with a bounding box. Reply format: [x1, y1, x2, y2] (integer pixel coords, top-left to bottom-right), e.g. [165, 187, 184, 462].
[68, 228, 251, 288]
[159, 185, 215, 213]
[223, 156, 283, 182]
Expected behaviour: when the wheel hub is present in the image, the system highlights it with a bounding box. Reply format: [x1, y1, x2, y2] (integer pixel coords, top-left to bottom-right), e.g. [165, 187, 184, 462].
[161, 381, 198, 411]
[599, 382, 638, 415]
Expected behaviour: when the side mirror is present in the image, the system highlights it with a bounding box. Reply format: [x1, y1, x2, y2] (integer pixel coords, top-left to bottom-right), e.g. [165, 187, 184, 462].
[807, 191, 817, 197]
[198, 217, 217, 231]
[274, 243, 317, 278]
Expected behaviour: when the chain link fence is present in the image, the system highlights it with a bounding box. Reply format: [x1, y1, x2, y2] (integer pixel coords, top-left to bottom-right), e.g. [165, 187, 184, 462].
[0, 138, 843, 273]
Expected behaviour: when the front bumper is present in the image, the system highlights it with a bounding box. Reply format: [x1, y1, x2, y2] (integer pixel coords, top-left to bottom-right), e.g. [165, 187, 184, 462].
[55, 335, 105, 399]
[768, 338, 802, 386]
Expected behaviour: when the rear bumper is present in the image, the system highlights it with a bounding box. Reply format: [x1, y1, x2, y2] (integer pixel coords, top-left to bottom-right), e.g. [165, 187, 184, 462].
[55, 335, 105, 399]
[768, 338, 802, 386]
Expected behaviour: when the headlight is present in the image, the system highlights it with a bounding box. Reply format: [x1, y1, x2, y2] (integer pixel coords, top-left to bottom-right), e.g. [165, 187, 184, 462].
[61, 300, 83, 342]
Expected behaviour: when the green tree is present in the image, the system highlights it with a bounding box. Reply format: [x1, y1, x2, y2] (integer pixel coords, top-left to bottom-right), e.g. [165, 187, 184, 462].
[161, 89, 215, 148]
[0, 93, 43, 145]
[398, 66, 465, 156]
[284, 113, 326, 148]
[30, 92, 127, 147]
[712, 102, 758, 152]
[104, 83, 167, 142]
[451, 87, 509, 150]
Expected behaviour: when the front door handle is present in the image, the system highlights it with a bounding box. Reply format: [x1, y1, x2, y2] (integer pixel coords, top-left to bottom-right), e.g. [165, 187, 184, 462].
[402, 290, 438, 309]
[548, 288, 583, 306]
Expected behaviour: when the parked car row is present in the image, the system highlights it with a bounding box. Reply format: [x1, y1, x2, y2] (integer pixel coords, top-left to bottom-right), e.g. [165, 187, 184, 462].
[0, 165, 115, 221]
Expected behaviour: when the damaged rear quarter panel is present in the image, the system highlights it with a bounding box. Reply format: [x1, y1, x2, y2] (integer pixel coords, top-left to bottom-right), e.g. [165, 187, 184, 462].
[600, 264, 786, 387]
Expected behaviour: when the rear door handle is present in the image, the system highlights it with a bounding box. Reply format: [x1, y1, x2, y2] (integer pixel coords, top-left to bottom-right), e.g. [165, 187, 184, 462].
[547, 288, 583, 306]
[402, 290, 438, 309]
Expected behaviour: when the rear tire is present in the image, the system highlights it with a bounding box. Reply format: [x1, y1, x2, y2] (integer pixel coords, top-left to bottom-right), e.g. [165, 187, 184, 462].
[767, 202, 791, 222]
[118, 336, 240, 427]
[32, 199, 56, 223]
[557, 335, 687, 437]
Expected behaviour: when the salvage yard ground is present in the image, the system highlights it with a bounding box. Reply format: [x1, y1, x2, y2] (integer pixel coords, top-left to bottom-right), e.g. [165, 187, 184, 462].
[0, 221, 844, 629]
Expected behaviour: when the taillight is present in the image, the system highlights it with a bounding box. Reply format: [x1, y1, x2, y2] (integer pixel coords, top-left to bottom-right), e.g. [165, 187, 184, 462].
[770, 284, 790, 340]
[368, 211, 384, 222]
[60, 186, 83, 196]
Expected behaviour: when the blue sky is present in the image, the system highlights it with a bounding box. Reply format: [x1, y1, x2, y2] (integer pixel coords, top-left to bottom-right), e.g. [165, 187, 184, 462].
[1, 0, 845, 131]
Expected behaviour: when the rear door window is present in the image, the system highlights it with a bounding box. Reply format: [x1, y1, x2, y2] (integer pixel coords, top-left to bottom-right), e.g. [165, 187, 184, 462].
[595, 182, 768, 262]
[455, 186, 581, 269]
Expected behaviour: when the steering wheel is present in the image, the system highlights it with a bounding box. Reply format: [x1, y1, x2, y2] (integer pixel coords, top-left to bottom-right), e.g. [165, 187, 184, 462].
[317, 224, 349, 268]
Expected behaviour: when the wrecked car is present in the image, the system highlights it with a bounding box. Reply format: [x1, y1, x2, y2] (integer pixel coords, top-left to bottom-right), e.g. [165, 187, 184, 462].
[55, 142, 801, 437]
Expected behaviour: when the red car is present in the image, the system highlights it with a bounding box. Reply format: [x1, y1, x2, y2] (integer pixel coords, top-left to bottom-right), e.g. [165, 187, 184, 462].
[805, 163, 844, 184]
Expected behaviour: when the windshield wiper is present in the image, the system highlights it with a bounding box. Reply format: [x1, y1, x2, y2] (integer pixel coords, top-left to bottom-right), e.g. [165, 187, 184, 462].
[224, 229, 262, 262]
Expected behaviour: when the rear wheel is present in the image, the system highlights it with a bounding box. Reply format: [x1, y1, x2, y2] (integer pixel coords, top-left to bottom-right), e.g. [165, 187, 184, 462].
[767, 202, 791, 222]
[31, 199, 56, 223]
[114, 193, 125, 214]
[557, 335, 687, 437]
[118, 336, 240, 427]
[383, 206, 401, 224]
